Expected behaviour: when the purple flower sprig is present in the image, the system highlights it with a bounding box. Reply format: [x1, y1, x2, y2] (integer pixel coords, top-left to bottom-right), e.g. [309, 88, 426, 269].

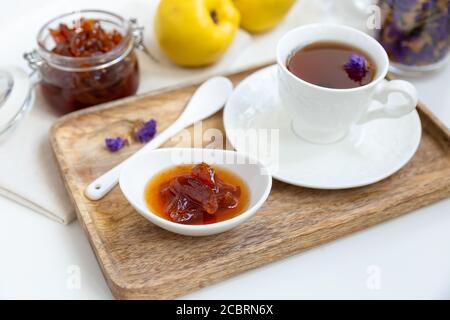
[134, 119, 157, 143]
[344, 53, 369, 83]
[105, 119, 157, 153]
[105, 137, 127, 152]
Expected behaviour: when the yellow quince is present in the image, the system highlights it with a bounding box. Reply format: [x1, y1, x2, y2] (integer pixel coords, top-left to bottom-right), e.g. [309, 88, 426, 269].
[233, 0, 296, 33]
[155, 0, 240, 67]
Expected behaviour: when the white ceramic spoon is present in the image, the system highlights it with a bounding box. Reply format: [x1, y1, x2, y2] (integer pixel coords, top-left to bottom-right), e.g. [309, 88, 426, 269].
[85, 77, 234, 201]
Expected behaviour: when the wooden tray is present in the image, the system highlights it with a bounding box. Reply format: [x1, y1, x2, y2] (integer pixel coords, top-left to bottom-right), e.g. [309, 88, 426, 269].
[50, 64, 450, 299]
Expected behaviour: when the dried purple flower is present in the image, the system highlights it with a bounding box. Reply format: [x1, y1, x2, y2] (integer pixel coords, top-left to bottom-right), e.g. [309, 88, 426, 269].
[344, 54, 368, 83]
[134, 119, 157, 143]
[105, 137, 127, 152]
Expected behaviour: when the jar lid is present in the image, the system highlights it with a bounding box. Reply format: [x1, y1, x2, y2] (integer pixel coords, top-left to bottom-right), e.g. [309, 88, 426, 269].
[0, 67, 34, 137]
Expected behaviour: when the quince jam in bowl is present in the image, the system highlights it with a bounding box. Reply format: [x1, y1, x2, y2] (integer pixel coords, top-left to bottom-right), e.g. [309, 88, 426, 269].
[29, 10, 140, 114]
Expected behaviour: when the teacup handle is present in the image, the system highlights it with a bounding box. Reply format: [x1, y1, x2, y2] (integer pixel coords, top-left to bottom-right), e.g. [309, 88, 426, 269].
[358, 80, 418, 124]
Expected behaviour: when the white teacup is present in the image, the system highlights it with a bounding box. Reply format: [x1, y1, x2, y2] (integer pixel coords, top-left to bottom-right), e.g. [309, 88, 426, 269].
[277, 24, 418, 144]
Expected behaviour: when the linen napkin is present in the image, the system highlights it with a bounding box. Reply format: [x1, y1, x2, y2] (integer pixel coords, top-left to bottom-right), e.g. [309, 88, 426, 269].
[0, 0, 361, 224]
[0, 100, 74, 224]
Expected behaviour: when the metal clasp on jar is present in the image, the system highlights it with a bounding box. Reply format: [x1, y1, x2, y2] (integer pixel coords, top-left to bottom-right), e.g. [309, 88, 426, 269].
[129, 18, 158, 63]
[23, 50, 43, 83]
[23, 50, 44, 70]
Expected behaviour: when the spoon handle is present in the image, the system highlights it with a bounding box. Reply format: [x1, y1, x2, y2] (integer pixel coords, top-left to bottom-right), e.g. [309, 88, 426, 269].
[84, 119, 186, 200]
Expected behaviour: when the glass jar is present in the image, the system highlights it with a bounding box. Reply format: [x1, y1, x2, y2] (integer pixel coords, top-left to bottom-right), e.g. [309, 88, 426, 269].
[375, 0, 450, 74]
[24, 10, 143, 114]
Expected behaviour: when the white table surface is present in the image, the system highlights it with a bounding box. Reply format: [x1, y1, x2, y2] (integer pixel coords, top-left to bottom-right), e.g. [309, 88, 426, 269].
[1, 1, 450, 300]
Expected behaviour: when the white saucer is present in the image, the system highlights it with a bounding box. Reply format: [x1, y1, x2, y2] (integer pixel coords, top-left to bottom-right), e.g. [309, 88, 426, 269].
[223, 65, 422, 189]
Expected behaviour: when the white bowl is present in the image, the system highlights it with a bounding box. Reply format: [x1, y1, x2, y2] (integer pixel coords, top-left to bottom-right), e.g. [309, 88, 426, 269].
[119, 148, 272, 236]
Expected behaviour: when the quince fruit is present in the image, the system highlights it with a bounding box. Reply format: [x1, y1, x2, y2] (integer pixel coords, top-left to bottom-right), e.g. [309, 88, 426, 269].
[155, 0, 240, 67]
[233, 0, 296, 33]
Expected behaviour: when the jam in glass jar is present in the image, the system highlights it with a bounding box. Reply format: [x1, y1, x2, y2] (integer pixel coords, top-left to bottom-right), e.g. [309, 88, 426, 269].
[376, 0, 450, 74]
[25, 10, 141, 114]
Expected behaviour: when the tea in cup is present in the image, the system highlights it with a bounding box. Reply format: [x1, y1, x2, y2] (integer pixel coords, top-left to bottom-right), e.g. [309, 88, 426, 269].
[277, 24, 418, 144]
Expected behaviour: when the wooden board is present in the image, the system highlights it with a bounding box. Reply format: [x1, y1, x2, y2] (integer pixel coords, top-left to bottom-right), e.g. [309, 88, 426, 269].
[50, 64, 450, 299]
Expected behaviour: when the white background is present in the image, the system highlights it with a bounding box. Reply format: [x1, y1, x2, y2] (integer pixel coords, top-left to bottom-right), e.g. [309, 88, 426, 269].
[1, 0, 449, 299]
